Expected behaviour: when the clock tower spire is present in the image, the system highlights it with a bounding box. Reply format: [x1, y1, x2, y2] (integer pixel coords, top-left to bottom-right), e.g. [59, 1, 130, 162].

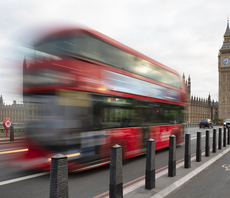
[218, 17, 230, 120]
[220, 18, 230, 51]
[224, 16, 230, 36]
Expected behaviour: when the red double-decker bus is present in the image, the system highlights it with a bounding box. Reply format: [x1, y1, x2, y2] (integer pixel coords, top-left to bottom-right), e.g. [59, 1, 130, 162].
[12, 26, 186, 172]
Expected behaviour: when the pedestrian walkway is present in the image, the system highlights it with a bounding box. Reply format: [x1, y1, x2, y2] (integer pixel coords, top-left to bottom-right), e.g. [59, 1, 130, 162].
[169, 149, 230, 198]
[124, 145, 230, 198]
[0, 136, 25, 143]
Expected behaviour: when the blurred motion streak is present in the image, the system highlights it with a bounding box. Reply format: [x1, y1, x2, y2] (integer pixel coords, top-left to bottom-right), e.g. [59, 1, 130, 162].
[0, 148, 28, 155]
[4, 25, 186, 172]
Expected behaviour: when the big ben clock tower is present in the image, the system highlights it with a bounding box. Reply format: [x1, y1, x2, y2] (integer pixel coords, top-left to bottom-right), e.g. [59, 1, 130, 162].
[219, 17, 230, 120]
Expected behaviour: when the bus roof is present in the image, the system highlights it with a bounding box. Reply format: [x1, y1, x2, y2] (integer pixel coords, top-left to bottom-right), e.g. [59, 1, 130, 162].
[36, 26, 180, 77]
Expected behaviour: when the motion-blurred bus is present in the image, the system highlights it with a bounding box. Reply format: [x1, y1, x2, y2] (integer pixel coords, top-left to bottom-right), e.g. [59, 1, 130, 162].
[11, 26, 186, 172]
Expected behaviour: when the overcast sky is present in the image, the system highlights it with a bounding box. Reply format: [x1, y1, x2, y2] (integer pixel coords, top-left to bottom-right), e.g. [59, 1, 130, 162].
[1, 0, 230, 104]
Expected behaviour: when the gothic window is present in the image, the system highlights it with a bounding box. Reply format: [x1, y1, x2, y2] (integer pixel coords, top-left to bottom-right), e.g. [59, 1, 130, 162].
[228, 73, 230, 81]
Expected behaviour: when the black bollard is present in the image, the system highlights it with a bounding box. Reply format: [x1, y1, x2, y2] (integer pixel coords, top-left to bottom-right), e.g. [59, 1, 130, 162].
[213, 129, 217, 153]
[184, 133, 191, 168]
[168, 135, 176, 177]
[218, 128, 222, 150]
[110, 144, 123, 198]
[50, 154, 68, 198]
[228, 127, 230, 145]
[196, 132, 202, 162]
[10, 125, 14, 142]
[223, 127, 226, 147]
[145, 139, 155, 190]
[205, 130, 210, 157]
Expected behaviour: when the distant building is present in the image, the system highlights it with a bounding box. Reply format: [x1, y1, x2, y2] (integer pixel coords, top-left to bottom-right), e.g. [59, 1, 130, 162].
[0, 95, 39, 123]
[183, 75, 218, 123]
[218, 18, 230, 120]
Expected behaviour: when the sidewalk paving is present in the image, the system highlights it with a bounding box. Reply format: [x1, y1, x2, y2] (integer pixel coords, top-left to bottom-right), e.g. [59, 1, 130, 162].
[124, 145, 230, 198]
[169, 149, 230, 198]
[0, 136, 25, 143]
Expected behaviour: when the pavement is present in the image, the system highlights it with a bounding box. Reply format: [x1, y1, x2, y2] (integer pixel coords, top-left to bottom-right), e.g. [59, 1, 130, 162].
[124, 144, 230, 198]
[0, 136, 25, 143]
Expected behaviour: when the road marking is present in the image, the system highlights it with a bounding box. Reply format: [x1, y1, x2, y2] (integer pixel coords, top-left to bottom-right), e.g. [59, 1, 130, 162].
[222, 164, 230, 171]
[0, 172, 48, 186]
[0, 148, 28, 155]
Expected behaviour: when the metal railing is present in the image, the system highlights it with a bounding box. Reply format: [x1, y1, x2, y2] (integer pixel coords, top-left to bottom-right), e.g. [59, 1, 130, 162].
[0, 126, 25, 137]
[183, 123, 199, 128]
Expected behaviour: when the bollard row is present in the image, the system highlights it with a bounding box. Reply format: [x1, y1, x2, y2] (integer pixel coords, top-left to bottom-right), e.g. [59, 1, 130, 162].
[168, 135, 176, 177]
[145, 139, 155, 190]
[219, 128, 222, 150]
[196, 132, 202, 162]
[50, 154, 69, 198]
[184, 134, 191, 168]
[213, 129, 217, 153]
[223, 127, 226, 147]
[228, 127, 230, 145]
[48, 127, 229, 197]
[10, 125, 14, 142]
[205, 130, 210, 157]
[110, 144, 123, 198]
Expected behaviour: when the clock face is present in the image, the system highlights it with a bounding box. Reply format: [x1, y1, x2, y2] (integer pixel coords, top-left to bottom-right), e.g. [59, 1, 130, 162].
[222, 57, 230, 66]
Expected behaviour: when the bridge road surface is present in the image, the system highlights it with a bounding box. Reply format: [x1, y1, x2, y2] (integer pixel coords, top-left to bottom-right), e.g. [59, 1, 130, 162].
[0, 127, 223, 198]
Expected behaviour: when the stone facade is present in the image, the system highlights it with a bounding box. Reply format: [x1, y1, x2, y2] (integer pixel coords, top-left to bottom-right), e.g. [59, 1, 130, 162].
[183, 75, 218, 123]
[0, 95, 39, 123]
[218, 18, 230, 120]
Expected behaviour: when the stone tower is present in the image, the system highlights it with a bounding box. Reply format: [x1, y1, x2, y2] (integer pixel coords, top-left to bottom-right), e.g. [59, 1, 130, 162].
[0, 95, 3, 106]
[218, 17, 230, 120]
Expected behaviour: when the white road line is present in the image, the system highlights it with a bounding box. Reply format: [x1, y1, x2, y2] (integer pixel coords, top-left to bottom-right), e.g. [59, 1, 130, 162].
[0, 172, 48, 186]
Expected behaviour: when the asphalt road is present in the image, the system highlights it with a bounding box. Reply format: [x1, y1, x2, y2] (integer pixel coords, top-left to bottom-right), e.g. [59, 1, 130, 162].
[0, 127, 220, 198]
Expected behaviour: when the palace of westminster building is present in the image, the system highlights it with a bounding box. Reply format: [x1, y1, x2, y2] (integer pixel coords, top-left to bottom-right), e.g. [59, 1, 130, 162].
[1, 19, 230, 124]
